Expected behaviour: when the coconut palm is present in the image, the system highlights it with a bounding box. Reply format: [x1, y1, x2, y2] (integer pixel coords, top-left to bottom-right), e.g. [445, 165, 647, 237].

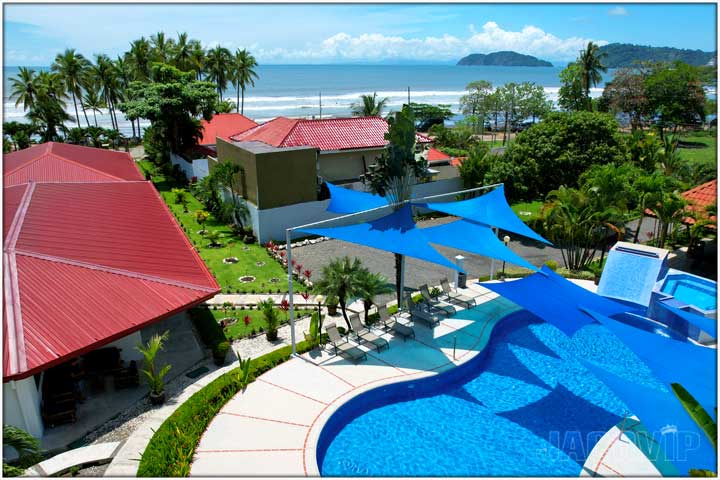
[9, 67, 39, 111]
[3, 425, 43, 476]
[189, 40, 206, 80]
[231, 49, 258, 114]
[351, 92, 389, 117]
[173, 32, 195, 72]
[649, 191, 687, 249]
[83, 87, 104, 127]
[577, 42, 607, 110]
[52, 48, 91, 128]
[115, 55, 138, 138]
[90, 55, 121, 131]
[136, 330, 171, 401]
[28, 72, 72, 142]
[127, 37, 152, 81]
[314, 257, 364, 330]
[355, 269, 393, 324]
[150, 31, 174, 63]
[205, 46, 232, 100]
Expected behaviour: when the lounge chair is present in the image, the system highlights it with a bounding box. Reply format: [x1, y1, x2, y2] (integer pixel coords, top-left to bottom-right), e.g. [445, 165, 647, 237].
[349, 314, 390, 352]
[404, 293, 442, 327]
[419, 284, 456, 315]
[325, 323, 367, 363]
[440, 278, 477, 308]
[378, 305, 415, 340]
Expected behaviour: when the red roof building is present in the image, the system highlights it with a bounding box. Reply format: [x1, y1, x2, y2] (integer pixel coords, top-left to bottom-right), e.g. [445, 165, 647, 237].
[426, 147, 452, 165]
[3, 145, 220, 381]
[230, 116, 432, 151]
[4, 142, 144, 187]
[198, 113, 258, 146]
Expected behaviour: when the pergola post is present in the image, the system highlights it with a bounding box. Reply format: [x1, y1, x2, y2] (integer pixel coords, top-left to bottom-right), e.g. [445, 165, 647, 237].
[489, 227, 499, 280]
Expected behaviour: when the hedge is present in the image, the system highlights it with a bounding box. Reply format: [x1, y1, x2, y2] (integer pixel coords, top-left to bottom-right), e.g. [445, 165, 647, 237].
[137, 339, 315, 477]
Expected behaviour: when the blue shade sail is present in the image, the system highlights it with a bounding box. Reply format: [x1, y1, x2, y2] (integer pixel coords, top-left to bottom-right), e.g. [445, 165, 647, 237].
[299, 205, 462, 272]
[418, 185, 552, 245]
[420, 219, 538, 272]
[657, 302, 717, 338]
[583, 309, 717, 417]
[540, 266, 631, 318]
[582, 361, 717, 475]
[325, 182, 389, 214]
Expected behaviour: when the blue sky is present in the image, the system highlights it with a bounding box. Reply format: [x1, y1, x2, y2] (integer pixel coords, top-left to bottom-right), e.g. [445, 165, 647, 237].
[4, 3, 717, 66]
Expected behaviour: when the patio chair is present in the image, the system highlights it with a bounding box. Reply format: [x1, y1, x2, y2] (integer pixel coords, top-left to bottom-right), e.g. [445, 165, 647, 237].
[407, 290, 449, 318]
[325, 323, 367, 363]
[349, 314, 390, 352]
[404, 293, 442, 327]
[378, 305, 414, 340]
[440, 278, 477, 309]
[419, 284, 456, 315]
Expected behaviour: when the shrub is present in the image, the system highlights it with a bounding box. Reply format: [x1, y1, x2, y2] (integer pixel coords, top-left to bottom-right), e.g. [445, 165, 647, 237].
[189, 308, 227, 352]
[213, 341, 230, 365]
[544, 260, 559, 271]
[137, 339, 315, 477]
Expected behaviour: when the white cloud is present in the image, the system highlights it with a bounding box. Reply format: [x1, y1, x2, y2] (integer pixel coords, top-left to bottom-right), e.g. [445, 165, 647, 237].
[257, 22, 605, 63]
[608, 7, 629, 16]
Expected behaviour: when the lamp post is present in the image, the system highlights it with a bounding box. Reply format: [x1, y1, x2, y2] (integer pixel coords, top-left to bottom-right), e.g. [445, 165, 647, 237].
[502, 235, 510, 280]
[314, 294, 325, 321]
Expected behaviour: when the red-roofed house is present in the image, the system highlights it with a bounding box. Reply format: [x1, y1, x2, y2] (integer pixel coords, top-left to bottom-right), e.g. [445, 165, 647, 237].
[682, 179, 717, 225]
[3, 144, 220, 440]
[198, 113, 258, 147]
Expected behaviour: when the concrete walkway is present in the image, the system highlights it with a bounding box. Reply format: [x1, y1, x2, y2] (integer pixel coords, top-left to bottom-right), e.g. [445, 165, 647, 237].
[190, 280, 659, 477]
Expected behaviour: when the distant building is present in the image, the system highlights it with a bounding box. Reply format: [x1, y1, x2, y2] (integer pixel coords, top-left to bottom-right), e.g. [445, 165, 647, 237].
[3, 143, 220, 441]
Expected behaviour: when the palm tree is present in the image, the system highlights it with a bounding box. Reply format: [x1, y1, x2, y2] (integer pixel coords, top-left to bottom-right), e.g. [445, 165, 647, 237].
[83, 88, 104, 127]
[189, 40, 206, 80]
[52, 48, 91, 128]
[355, 269, 393, 324]
[90, 55, 121, 131]
[577, 42, 607, 110]
[205, 46, 232, 100]
[351, 92, 389, 117]
[3, 425, 43, 476]
[150, 31, 174, 64]
[9, 67, 39, 111]
[127, 37, 152, 81]
[649, 191, 687, 249]
[314, 257, 364, 330]
[173, 32, 194, 71]
[115, 55, 137, 138]
[231, 49, 258, 114]
[28, 72, 72, 142]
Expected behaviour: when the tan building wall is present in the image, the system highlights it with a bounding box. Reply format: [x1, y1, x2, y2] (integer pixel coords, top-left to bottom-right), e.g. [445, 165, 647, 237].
[216, 138, 317, 209]
[318, 148, 384, 183]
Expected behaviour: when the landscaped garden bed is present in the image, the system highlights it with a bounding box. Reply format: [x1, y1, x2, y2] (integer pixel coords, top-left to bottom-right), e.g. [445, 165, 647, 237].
[137, 161, 306, 294]
[208, 307, 315, 340]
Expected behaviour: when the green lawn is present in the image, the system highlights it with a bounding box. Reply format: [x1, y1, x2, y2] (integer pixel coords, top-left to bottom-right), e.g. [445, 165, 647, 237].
[678, 130, 717, 165]
[138, 161, 306, 294]
[209, 307, 314, 339]
[511, 200, 544, 222]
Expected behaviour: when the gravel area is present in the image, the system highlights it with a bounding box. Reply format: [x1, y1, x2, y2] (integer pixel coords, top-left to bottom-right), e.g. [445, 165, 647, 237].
[292, 215, 565, 306]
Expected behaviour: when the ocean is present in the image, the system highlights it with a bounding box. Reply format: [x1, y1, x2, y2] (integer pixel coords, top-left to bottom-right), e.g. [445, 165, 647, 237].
[3, 64, 608, 136]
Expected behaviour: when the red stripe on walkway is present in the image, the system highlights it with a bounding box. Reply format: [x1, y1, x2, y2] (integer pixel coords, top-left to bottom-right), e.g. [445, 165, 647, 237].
[219, 411, 311, 428]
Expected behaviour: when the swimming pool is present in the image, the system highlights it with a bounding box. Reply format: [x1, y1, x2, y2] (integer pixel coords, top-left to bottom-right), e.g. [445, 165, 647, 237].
[661, 274, 717, 311]
[318, 309, 667, 476]
[612, 312, 688, 341]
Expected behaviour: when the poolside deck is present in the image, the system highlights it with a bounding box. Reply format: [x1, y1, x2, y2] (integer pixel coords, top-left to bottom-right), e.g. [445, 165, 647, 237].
[190, 280, 662, 477]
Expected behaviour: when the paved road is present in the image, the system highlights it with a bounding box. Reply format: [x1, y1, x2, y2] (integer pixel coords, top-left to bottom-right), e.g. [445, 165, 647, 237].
[291, 216, 566, 305]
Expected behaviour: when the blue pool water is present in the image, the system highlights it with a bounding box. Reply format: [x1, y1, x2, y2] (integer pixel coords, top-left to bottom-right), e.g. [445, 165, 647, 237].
[612, 312, 688, 341]
[318, 308, 667, 477]
[661, 274, 717, 311]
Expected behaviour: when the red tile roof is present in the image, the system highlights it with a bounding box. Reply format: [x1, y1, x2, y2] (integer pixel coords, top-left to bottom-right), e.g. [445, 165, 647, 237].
[230, 116, 432, 151]
[4, 142, 143, 187]
[198, 113, 258, 145]
[3, 144, 220, 380]
[682, 179, 717, 225]
[427, 147, 451, 164]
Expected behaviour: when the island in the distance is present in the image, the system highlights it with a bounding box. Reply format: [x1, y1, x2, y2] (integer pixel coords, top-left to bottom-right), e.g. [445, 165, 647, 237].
[457, 51, 553, 67]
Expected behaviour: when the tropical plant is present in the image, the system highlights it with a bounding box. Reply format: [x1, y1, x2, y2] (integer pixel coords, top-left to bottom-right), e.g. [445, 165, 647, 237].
[136, 330, 172, 397]
[205, 45, 232, 101]
[459, 80, 494, 132]
[173, 32, 195, 72]
[231, 49, 259, 114]
[351, 92, 389, 117]
[671, 383, 716, 449]
[3, 122, 36, 150]
[234, 351, 252, 388]
[172, 188, 188, 205]
[648, 190, 687, 248]
[314, 257, 364, 330]
[193, 175, 222, 213]
[89, 54, 122, 131]
[127, 37, 152, 81]
[52, 48, 91, 128]
[305, 311, 324, 348]
[3, 425, 43, 477]
[205, 230, 223, 248]
[27, 72, 72, 142]
[150, 31, 174, 64]
[195, 210, 209, 233]
[457, 143, 492, 189]
[9, 67, 39, 111]
[83, 87, 105, 127]
[600, 66, 649, 131]
[577, 41, 607, 110]
[214, 99, 235, 114]
[258, 298, 280, 341]
[356, 269, 393, 324]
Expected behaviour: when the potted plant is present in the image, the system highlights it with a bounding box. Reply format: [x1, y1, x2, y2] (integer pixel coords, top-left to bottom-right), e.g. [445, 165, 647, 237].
[136, 331, 172, 405]
[259, 298, 280, 341]
[213, 341, 230, 366]
[326, 295, 339, 316]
